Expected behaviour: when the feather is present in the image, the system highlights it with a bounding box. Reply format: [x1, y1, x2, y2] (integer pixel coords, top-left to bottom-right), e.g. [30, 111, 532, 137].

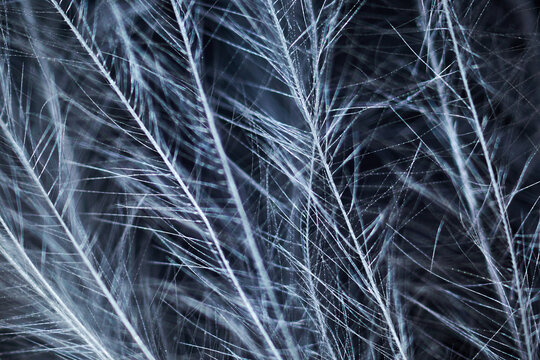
[0, 0, 538, 359]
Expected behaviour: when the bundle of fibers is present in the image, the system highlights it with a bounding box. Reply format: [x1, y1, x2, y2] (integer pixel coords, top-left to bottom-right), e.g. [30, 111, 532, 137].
[0, 0, 538, 359]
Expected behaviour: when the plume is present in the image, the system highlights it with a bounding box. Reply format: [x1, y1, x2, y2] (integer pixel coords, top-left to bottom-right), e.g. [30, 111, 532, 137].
[0, 0, 538, 359]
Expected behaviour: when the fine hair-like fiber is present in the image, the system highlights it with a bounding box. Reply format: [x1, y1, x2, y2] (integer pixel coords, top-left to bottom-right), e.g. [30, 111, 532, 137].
[0, 1, 538, 359]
